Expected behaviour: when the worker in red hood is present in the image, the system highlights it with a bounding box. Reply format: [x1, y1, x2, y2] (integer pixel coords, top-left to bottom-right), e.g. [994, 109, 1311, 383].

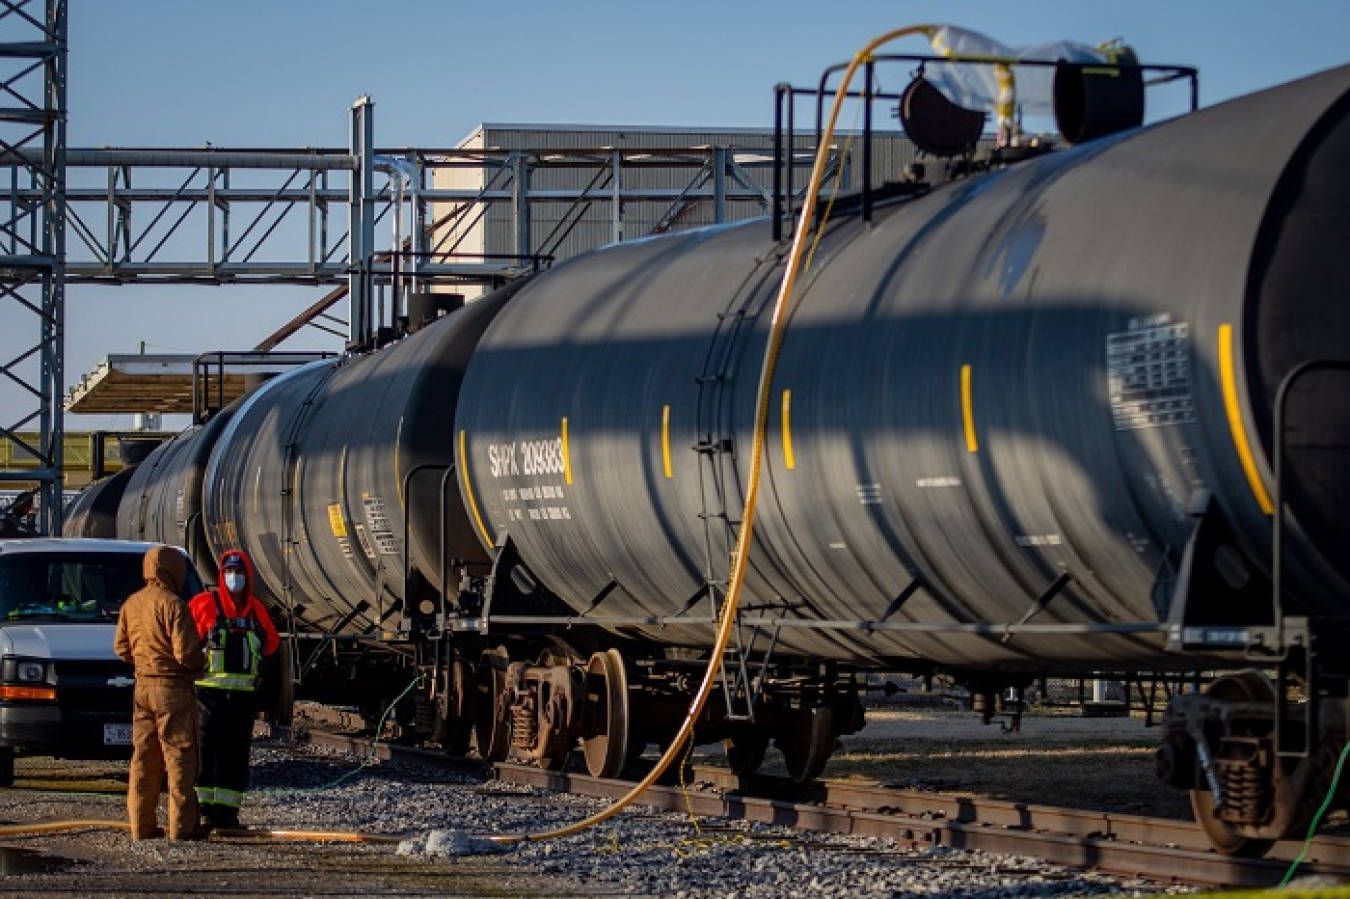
[188, 548, 280, 830]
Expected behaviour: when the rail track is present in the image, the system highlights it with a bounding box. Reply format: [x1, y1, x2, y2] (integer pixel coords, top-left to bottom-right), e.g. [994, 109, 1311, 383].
[274, 707, 1350, 891]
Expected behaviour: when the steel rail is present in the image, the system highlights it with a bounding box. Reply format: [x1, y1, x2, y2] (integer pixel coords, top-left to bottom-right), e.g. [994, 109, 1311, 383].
[269, 716, 1350, 890]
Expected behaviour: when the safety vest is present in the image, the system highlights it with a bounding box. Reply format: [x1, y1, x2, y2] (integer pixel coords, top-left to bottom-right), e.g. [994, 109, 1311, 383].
[196, 589, 264, 692]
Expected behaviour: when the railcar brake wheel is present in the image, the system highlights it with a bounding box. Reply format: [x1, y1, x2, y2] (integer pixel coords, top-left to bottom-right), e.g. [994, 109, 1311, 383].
[724, 732, 769, 776]
[1189, 670, 1277, 858]
[474, 646, 513, 762]
[581, 649, 631, 778]
[778, 706, 834, 783]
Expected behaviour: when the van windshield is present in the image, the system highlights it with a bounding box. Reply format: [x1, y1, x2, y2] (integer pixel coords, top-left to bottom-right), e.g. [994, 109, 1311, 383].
[0, 551, 202, 622]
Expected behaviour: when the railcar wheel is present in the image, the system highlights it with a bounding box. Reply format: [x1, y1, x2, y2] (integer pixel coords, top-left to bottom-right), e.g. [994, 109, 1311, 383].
[442, 722, 474, 757]
[724, 732, 769, 776]
[260, 639, 295, 727]
[1189, 670, 1277, 858]
[474, 646, 513, 762]
[581, 649, 631, 778]
[1190, 791, 1275, 858]
[778, 706, 834, 783]
[624, 739, 649, 772]
[434, 659, 475, 756]
[538, 749, 571, 771]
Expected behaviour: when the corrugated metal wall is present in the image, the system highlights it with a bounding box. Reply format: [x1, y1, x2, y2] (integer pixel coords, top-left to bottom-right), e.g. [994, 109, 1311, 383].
[432, 126, 928, 269]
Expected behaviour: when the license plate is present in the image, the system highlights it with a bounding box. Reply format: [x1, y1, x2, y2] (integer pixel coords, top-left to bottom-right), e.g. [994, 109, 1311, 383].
[103, 723, 132, 745]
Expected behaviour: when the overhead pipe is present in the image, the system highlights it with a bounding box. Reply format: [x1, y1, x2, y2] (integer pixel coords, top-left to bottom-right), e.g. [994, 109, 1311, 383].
[374, 154, 422, 315]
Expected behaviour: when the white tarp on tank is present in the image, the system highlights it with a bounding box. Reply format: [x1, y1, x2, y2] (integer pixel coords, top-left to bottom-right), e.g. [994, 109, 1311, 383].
[923, 24, 1120, 116]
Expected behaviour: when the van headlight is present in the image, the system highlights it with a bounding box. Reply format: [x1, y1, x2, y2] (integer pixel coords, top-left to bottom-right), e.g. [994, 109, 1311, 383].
[16, 660, 45, 682]
[0, 656, 56, 701]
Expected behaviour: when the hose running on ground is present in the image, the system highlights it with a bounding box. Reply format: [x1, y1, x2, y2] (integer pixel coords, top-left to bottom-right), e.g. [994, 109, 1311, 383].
[0, 817, 404, 842]
[5, 26, 935, 850]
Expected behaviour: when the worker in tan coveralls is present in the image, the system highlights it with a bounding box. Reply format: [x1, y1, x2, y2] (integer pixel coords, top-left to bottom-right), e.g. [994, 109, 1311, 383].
[114, 545, 208, 840]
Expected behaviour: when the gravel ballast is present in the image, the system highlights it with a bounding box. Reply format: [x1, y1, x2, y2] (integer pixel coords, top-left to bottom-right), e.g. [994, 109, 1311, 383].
[0, 734, 1199, 898]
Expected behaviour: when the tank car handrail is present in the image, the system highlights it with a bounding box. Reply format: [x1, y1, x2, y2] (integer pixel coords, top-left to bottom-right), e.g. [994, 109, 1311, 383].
[473, 615, 1168, 634]
[399, 461, 458, 644]
[1271, 360, 1350, 768]
[772, 52, 1199, 236]
[276, 632, 405, 644]
[1272, 358, 1350, 652]
[191, 349, 337, 425]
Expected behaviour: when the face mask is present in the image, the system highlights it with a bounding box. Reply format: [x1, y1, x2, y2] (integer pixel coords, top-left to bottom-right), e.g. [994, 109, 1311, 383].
[224, 571, 246, 593]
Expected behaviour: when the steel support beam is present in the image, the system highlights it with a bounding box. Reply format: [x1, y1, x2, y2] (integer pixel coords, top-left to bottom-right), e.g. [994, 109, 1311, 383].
[511, 151, 531, 259]
[348, 95, 375, 351]
[0, 0, 66, 534]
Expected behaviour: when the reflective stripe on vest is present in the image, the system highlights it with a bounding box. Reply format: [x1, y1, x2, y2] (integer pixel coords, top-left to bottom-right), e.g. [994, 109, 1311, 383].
[196, 590, 264, 691]
[195, 786, 244, 809]
[196, 669, 257, 691]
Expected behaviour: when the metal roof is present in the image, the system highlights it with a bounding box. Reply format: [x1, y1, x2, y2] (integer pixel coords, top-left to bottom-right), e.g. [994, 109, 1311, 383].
[64, 353, 333, 415]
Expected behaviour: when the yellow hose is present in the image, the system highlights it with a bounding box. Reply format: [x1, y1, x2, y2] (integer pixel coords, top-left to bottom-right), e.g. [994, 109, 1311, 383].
[6, 29, 936, 853]
[212, 827, 405, 844]
[489, 24, 937, 846]
[0, 819, 130, 837]
[0, 818, 404, 843]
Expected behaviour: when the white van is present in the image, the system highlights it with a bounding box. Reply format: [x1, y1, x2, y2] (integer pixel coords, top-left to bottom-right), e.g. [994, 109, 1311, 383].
[0, 538, 204, 785]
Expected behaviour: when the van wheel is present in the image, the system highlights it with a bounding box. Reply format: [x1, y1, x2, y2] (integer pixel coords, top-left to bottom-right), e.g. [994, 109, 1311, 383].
[0, 747, 14, 787]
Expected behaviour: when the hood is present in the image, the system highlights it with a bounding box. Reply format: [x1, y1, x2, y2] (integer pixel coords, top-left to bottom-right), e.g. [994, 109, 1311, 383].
[144, 545, 186, 595]
[217, 548, 256, 598]
[0, 622, 122, 661]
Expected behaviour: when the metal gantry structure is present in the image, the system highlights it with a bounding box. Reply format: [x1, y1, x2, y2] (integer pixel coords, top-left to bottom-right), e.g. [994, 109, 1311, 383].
[50, 140, 790, 286]
[0, 0, 65, 533]
[0, 122, 802, 529]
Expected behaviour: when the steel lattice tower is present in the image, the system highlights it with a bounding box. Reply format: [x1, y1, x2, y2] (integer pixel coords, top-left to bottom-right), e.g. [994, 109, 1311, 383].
[0, 0, 66, 534]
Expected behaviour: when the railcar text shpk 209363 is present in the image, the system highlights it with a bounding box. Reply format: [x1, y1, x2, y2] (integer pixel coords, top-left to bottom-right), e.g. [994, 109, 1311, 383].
[66, 46, 1350, 857]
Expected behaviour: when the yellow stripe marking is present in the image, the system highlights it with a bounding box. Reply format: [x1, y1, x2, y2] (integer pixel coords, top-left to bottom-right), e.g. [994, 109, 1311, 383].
[960, 364, 978, 453]
[327, 503, 347, 538]
[562, 417, 573, 485]
[393, 417, 404, 507]
[661, 405, 673, 479]
[292, 462, 301, 531]
[338, 444, 348, 520]
[1219, 324, 1274, 514]
[458, 430, 493, 546]
[781, 390, 796, 470]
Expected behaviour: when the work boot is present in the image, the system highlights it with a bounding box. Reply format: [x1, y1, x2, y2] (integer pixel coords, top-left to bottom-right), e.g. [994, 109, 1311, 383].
[132, 826, 165, 841]
[175, 822, 212, 841]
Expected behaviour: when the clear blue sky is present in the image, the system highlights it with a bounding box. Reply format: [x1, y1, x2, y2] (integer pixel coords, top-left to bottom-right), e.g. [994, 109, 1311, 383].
[44, 1, 1350, 429]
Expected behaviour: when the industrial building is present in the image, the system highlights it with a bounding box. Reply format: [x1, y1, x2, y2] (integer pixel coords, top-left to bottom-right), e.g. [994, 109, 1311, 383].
[430, 123, 925, 299]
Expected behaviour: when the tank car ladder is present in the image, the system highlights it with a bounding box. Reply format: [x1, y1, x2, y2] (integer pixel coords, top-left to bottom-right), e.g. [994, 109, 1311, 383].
[272, 362, 375, 692]
[690, 255, 789, 725]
